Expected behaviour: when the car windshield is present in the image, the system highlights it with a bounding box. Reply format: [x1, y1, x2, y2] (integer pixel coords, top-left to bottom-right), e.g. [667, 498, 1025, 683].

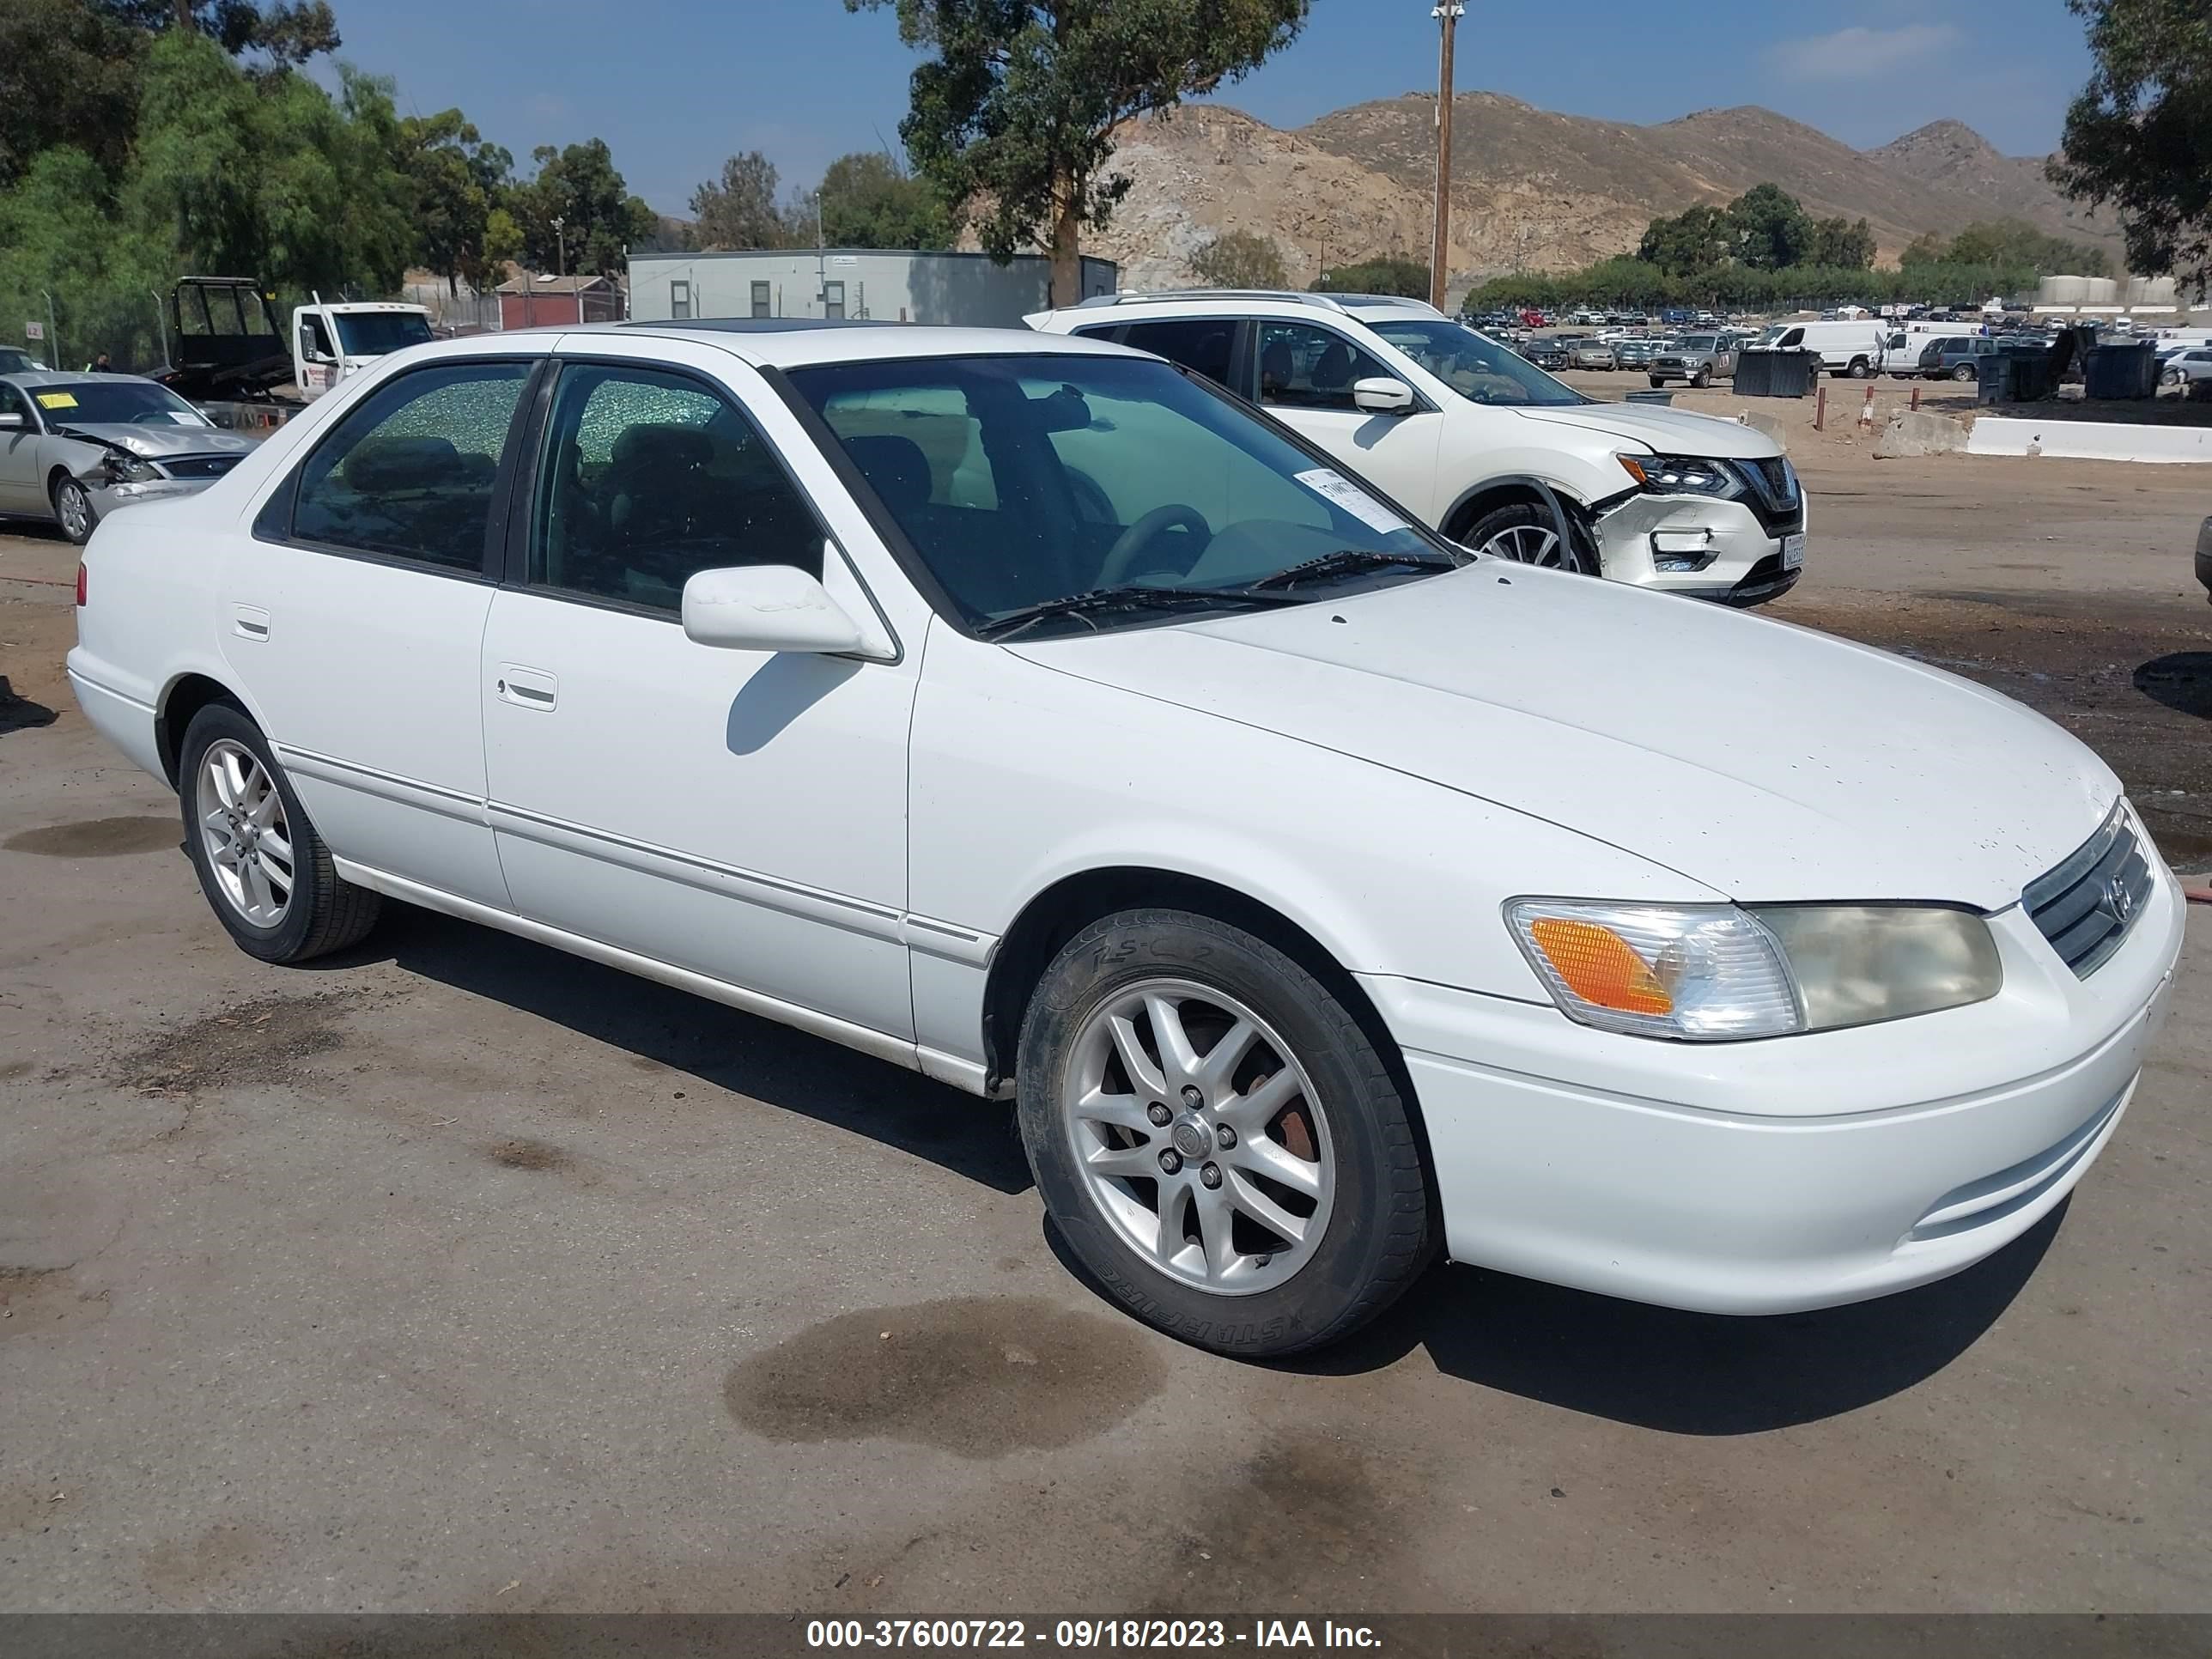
[333, 313, 434, 356]
[1367, 319, 1584, 407]
[787, 352, 1457, 637]
[29, 379, 210, 427]
[1680, 335, 1718, 350]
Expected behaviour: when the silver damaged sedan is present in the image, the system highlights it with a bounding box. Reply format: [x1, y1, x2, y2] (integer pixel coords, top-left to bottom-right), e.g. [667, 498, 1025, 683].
[0, 372, 259, 544]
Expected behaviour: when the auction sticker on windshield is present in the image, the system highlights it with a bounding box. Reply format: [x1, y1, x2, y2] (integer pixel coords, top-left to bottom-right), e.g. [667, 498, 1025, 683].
[1295, 467, 1410, 534]
[1783, 532, 1806, 570]
[35, 392, 78, 410]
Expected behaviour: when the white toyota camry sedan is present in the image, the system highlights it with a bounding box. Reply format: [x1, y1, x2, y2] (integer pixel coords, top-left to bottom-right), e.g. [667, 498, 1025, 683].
[66, 320, 2185, 1356]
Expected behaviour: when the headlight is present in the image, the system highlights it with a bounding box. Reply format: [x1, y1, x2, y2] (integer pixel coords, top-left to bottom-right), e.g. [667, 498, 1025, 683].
[100, 453, 161, 485]
[1616, 453, 1742, 497]
[1506, 899, 2002, 1042]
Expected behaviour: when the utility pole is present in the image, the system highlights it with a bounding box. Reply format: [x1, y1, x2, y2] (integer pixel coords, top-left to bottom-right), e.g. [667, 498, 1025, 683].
[551, 216, 566, 279]
[1430, 2, 1464, 312]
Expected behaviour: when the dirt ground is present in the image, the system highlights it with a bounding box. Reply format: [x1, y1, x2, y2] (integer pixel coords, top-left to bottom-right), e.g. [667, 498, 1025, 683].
[0, 433, 2208, 1619]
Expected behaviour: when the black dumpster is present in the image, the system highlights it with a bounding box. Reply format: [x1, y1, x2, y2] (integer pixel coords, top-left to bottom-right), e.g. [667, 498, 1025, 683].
[2083, 343, 2159, 400]
[1977, 350, 2057, 404]
[1735, 349, 1818, 398]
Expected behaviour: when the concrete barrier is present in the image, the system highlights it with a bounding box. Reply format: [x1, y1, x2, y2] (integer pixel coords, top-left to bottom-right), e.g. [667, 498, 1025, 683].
[1967, 417, 2212, 463]
[1875, 410, 1970, 458]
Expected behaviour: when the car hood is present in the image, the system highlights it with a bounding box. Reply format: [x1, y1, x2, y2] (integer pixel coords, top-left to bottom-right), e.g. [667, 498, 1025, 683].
[1521, 399, 1773, 458]
[1010, 567, 2116, 909]
[54, 423, 256, 459]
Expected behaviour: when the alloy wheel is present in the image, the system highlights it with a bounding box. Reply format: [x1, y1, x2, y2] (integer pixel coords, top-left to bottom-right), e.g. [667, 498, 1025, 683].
[1060, 978, 1334, 1295]
[195, 738, 295, 927]
[1480, 523, 1572, 568]
[54, 480, 91, 542]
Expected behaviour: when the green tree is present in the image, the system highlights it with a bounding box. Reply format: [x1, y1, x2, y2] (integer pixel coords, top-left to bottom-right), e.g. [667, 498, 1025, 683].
[2051, 0, 2212, 289]
[1947, 218, 2109, 276]
[0, 0, 148, 185]
[1315, 256, 1428, 297]
[1899, 230, 1950, 266]
[1729, 183, 1815, 270]
[817, 151, 955, 250]
[513, 139, 657, 275]
[398, 109, 513, 295]
[0, 146, 174, 368]
[1636, 204, 1734, 276]
[690, 150, 795, 251]
[1809, 216, 1875, 269]
[848, 0, 1311, 306]
[96, 0, 341, 66]
[1190, 228, 1287, 289]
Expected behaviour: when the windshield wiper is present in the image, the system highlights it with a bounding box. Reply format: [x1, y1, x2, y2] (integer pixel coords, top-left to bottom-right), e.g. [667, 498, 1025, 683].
[975, 585, 1302, 641]
[1243, 548, 1459, 592]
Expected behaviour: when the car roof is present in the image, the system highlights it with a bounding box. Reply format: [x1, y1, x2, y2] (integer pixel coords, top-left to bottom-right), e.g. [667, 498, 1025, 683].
[1038, 290, 1449, 326]
[569, 319, 1139, 370]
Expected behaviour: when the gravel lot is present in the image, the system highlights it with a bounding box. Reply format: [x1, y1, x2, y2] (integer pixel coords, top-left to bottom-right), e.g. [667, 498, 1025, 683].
[1, 429, 2207, 1615]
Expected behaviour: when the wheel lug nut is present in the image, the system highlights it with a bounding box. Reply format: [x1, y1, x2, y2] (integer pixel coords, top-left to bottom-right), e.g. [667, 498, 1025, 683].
[1158, 1149, 1182, 1176]
[1254, 1253, 1271, 1267]
[1181, 1085, 1203, 1109]
[1146, 1102, 1171, 1127]
[1200, 1162, 1222, 1189]
[1215, 1125, 1237, 1149]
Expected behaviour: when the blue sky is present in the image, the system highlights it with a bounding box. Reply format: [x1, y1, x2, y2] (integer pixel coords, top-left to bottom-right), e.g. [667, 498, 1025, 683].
[324, 0, 2095, 216]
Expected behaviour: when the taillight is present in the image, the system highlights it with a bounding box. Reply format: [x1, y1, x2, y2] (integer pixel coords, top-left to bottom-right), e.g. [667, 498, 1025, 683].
[75, 562, 87, 606]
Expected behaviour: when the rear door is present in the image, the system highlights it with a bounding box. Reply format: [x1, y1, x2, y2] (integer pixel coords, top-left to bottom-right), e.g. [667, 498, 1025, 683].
[220, 348, 544, 907]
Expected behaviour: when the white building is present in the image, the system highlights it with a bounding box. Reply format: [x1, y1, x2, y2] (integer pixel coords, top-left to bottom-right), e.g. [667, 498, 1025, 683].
[625, 248, 1118, 328]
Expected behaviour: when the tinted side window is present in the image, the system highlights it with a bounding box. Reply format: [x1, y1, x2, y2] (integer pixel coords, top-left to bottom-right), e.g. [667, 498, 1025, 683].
[292, 362, 529, 572]
[1256, 323, 1390, 410]
[1119, 319, 1237, 389]
[529, 363, 823, 614]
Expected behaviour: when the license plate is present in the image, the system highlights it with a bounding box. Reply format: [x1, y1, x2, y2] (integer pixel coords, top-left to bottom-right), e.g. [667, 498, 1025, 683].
[1782, 532, 1806, 570]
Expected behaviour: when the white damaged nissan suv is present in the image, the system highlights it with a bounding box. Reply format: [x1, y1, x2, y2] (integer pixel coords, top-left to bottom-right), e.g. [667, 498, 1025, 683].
[68, 319, 2181, 1357]
[1031, 291, 1805, 605]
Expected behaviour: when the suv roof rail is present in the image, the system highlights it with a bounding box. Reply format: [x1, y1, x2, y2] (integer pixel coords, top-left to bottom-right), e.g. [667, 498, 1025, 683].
[1073, 289, 1354, 315]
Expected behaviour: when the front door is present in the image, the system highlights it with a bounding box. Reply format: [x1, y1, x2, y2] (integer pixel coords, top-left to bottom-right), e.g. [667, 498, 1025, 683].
[219, 352, 540, 908]
[478, 343, 917, 1042]
[0, 383, 45, 513]
[1254, 321, 1445, 523]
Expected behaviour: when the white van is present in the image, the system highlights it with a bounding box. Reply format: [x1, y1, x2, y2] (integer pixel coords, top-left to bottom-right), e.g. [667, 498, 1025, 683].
[1756, 319, 1895, 379]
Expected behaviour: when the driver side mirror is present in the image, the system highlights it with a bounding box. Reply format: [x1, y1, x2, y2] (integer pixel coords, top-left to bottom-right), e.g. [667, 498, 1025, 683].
[683, 563, 875, 657]
[0, 411, 23, 430]
[1352, 377, 1416, 415]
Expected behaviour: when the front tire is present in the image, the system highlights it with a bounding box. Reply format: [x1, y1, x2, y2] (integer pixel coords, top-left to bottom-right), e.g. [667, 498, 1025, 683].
[1691, 367, 1711, 388]
[1847, 358, 1871, 379]
[51, 476, 96, 546]
[1016, 909, 1431, 1358]
[179, 702, 382, 963]
[1460, 498, 1600, 575]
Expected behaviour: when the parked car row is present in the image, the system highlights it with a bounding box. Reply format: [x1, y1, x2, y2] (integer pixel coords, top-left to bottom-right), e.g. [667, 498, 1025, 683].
[64, 309, 2183, 1359]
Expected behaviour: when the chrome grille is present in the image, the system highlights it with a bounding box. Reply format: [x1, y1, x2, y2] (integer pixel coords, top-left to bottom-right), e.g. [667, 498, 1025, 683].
[2024, 808, 2155, 978]
[162, 455, 240, 481]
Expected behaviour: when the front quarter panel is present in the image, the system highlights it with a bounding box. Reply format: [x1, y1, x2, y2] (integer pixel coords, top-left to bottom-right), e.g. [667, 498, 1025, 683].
[904, 621, 1708, 1070]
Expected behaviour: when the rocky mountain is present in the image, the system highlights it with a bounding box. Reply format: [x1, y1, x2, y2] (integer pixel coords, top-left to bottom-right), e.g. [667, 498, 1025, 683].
[1079, 94, 2121, 291]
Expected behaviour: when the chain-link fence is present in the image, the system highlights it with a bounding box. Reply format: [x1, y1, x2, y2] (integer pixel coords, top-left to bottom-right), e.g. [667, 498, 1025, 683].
[1, 284, 173, 374]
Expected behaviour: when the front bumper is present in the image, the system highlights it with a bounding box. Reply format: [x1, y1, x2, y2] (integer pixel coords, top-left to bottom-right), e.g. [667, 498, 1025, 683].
[1593, 489, 1803, 606]
[1362, 858, 2187, 1316]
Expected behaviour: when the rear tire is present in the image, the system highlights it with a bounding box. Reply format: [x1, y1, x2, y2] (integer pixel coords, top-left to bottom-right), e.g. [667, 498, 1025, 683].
[178, 702, 382, 963]
[1953, 363, 1978, 382]
[1016, 908, 1431, 1358]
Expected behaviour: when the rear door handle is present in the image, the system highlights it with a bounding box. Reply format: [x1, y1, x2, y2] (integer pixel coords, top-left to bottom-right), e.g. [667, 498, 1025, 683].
[232, 605, 270, 641]
[495, 664, 558, 711]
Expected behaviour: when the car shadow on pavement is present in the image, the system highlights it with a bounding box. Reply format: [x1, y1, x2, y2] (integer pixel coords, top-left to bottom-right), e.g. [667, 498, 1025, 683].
[2134, 652, 2212, 720]
[318, 905, 1036, 1195]
[1276, 1205, 2064, 1433]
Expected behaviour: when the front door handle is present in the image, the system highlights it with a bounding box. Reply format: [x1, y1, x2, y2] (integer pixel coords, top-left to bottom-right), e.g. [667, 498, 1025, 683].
[495, 664, 558, 711]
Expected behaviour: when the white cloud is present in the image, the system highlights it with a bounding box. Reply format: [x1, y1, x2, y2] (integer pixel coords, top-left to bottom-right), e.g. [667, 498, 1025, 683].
[1765, 22, 1964, 82]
